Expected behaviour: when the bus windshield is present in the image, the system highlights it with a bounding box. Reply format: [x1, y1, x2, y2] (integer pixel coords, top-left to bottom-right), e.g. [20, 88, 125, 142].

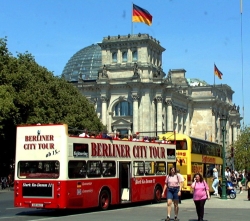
[18, 161, 59, 179]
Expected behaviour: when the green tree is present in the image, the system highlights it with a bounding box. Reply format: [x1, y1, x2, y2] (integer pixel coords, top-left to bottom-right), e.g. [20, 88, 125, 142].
[232, 126, 250, 171]
[0, 38, 104, 175]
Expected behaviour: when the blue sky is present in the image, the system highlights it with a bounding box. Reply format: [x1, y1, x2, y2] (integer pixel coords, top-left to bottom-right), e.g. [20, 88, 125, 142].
[1, 0, 249, 126]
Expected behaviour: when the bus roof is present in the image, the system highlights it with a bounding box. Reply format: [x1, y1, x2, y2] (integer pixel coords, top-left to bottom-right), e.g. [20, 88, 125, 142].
[158, 132, 220, 145]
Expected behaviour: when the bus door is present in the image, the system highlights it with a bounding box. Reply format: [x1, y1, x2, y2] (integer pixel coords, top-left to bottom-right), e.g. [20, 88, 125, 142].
[119, 162, 131, 203]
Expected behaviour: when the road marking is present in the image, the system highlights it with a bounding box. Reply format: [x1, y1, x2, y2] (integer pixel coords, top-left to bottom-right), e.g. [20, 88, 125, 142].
[6, 207, 25, 210]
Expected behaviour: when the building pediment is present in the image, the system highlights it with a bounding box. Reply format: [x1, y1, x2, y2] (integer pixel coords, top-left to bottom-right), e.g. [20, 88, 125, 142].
[111, 118, 132, 126]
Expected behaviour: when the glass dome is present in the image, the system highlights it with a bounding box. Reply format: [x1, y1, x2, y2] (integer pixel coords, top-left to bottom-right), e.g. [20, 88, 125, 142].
[62, 44, 102, 81]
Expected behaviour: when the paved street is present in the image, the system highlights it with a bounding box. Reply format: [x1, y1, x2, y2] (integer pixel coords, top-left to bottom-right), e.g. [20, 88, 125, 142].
[0, 188, 250, 221]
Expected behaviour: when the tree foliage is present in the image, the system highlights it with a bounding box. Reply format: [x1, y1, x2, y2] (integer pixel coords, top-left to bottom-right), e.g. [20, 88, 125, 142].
[232, 126, 250, 171]
[0, 38, 104, 173]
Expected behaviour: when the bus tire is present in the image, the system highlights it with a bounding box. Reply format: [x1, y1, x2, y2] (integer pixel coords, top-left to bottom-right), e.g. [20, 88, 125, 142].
[99, 189, 110, 210]
[154, 185, 162, 203]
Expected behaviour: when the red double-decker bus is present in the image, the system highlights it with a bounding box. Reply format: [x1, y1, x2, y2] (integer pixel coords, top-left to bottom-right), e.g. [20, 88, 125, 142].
[14, 124, 176, 210]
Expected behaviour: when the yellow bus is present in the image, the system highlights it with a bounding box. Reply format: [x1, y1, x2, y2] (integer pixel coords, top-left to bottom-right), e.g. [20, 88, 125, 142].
[158, 132, 223, 194]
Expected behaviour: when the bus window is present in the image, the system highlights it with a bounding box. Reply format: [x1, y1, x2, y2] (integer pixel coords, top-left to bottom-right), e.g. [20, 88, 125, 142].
[192, 140, 201, 154]
[133, 161, 144, 176]
[18, 161, 59, 179]
[68, 161, 86, 178]
[204, 164, 214, 178]
[200, 143, 207, 155]
[145, 161, 155, 175]
[155, 162, 166, 175]
[176, 140, 187, 150]
[102, 161, 116, 177]
[87, 161, 101, 177]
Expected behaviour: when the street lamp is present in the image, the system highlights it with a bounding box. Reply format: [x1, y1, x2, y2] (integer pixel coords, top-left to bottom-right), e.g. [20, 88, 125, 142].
[220, 115, 227, 200]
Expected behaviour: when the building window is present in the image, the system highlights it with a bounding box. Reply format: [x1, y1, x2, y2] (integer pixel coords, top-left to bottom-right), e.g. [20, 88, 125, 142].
[112, 52, 117, 62]
[132, 50, 138, 61]
[114, 101, 133, 116]
[122, 51, 127, 62]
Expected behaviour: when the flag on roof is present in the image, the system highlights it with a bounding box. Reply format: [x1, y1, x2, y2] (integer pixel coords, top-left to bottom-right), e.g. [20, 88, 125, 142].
[214, 64, 223, 80]
[132, 4, 152, 26]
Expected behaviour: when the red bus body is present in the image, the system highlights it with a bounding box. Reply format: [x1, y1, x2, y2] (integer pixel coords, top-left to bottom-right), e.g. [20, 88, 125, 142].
[14, 124, 176, 209]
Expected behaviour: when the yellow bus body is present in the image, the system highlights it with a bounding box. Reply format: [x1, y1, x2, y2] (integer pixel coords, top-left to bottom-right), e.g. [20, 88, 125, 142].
[159, 132, 223, 193]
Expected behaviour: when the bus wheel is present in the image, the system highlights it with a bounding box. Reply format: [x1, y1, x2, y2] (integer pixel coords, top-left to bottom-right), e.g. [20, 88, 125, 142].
[99, 190, 110, 210]
[154, 185, 162, 203]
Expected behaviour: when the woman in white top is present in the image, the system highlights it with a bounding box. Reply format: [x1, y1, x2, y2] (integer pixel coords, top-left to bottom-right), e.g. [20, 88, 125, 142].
[212, 168, 219, 195]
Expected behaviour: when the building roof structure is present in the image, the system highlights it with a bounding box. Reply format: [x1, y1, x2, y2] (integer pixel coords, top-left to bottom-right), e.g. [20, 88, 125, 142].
[62, 44, 101, 82]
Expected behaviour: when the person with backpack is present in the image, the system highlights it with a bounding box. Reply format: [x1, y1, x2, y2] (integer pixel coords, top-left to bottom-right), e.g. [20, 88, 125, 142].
[162, 167, 184, 221]
[191, 173, 210, 221]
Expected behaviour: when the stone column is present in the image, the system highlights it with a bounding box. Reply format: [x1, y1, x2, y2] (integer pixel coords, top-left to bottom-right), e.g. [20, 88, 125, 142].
[186, 103, 192, 136]
[233, 123, 237, 142]
[228, 122, 232, 147]
[211, 109, 216, 142]
[156, 96, 163, 134]
[101, 96, 108, 126]
[132, 94, 139, 133]
[237, 124, 241, 141]
[93, 98, 98, 111]
[217, 113, 221, 143]
[166, 99, 173, 132]
[128, 127, 131, 137]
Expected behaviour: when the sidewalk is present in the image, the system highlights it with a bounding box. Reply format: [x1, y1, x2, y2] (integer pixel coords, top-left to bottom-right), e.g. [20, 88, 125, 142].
[0, 187, 14, 193]
[157, 189, 250, 221]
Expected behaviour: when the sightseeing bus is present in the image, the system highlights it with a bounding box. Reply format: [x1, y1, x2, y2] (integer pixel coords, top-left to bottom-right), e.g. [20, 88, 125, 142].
[14, 124, 176, 210]
[158, 132, 223, 193]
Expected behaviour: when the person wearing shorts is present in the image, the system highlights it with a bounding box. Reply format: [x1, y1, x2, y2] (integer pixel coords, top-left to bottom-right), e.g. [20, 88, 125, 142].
[162, 167, 183, 221]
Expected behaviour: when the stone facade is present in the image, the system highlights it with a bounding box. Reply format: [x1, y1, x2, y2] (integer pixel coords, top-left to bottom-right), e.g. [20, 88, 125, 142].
[74, 34, 241, 152]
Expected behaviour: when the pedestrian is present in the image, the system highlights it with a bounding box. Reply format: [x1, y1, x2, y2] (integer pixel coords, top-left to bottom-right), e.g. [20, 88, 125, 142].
[237, 171, 243, 194]
[212, 168, 219, 195]
[162, 167, 183, 221]
[247, 176, 250, 200]
[1, 177, 7, 189]
[225, 167, 231, 181]
[1, 177, 4, 189]
[231, 171, 237, 188]
[191, 173, 210, 221]
[176, 169, 184, 204]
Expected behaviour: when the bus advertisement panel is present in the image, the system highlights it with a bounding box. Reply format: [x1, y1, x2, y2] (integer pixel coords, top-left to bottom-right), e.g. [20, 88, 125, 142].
[14, 124, 176, 210]
[159, 132, 223, 193]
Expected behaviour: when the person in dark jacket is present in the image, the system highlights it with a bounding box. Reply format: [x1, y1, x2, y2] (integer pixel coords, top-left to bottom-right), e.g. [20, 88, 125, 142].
[102, 130, 112, 139]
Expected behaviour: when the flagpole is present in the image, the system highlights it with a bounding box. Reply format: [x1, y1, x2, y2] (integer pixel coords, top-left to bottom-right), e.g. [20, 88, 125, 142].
[240, 0, 244, 128]
[214, 63, 215, 86]
[131, 2, 134, 34]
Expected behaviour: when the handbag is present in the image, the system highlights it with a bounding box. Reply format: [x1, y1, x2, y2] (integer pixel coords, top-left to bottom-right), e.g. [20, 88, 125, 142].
[203, 181, 208, 199]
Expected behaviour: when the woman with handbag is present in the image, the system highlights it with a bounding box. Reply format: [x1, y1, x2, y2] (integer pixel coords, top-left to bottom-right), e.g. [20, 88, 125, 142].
[191, 173, 210, 221]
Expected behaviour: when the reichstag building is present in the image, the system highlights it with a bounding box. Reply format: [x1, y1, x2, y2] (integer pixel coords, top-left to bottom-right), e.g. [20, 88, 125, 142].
[62, 34, 241, 149]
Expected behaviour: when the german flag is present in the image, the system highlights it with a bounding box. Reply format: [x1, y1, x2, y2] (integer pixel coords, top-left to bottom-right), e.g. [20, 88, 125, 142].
[214, 64, 223, 80]
[132, 4, 152, 26]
